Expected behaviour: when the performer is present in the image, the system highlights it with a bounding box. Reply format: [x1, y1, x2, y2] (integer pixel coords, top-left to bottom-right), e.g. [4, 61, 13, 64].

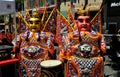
[58, 5, 106, 77]
[13, 11, 54, 77]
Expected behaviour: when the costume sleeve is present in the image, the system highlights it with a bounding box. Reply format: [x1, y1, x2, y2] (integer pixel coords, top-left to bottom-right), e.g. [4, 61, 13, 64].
[57, 33, 72, 62]
[13, 34, 21, 53]
[100, 35, 106, 54]
[46, 32, 55, 56]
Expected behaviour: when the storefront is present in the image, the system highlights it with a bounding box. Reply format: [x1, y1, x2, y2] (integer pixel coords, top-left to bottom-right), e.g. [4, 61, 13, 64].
[0, 1, 19, 77]
[0, 0, 16, 41]
[104, 0, 120, 58]
[107, 0, 120, 34]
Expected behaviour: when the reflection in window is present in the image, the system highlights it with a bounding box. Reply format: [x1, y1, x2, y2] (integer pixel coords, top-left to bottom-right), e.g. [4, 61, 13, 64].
[28, 0, 56, 8]
[29, 0, 36, 9]
[39, 0, 44, 7]
[46, 0, 55, 6]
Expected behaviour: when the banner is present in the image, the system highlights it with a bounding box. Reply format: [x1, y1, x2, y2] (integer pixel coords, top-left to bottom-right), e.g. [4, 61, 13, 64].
[0, 0, 15, 15]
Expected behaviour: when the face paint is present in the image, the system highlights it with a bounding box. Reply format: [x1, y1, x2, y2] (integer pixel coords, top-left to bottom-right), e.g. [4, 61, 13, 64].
[77, 16, 91, 31]
[28, 18, 40, 32]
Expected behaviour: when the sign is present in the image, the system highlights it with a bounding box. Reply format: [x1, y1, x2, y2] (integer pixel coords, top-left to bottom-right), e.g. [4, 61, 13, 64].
[108, 0, 120, 16]
[0, 0, 15, 15]
[111, 1, 120, 7]
[109, 0, 120, 8]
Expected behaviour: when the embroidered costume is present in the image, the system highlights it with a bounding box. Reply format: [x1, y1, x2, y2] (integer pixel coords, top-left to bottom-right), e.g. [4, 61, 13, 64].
[57, 4, 106, 77]
[13, 11, 54, 77]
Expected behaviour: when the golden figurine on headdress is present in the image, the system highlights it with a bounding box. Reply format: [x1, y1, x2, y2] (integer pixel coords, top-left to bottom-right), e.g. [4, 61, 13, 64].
[76, 4, 90, 16]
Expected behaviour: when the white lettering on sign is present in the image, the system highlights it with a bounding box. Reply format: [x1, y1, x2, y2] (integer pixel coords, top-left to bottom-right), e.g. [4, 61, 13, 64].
[111, 2, 120, 7]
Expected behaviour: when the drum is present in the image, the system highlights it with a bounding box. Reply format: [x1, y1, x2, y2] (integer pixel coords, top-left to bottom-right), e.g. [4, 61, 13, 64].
[40, 60, 64, 77]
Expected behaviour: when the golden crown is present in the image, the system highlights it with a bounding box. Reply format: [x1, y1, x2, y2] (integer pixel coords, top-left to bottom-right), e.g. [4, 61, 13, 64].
[18, 6, 42, 27]
[76, 4, 91, 16]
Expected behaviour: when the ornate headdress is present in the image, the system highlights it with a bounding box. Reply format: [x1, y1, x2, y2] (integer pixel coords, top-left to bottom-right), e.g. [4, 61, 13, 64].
[29, 11, 40, 22]
[17, 0, 56, 33]
[75, 4, 91, 19]
[18, 8, 41, 26]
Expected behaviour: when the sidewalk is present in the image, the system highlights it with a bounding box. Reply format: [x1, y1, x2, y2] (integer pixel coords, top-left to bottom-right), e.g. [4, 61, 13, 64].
[104, 55, 120, 77]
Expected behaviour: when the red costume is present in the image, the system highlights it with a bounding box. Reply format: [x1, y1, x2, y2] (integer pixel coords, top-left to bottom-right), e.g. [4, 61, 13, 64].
[58, 5, 106, 77]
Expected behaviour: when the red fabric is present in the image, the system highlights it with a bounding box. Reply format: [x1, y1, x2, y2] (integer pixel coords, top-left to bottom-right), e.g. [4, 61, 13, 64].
[0, 58, 19, 66]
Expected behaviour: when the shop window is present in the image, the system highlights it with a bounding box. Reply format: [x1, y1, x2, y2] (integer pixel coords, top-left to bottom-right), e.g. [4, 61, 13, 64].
[39, 0, 44, 7]
[0, 16, 4, 23]
[29, 0, 36, 9]
[46, 0, 52, 6]
[16, 0, 24, 11]
[108, 23, 117, 34]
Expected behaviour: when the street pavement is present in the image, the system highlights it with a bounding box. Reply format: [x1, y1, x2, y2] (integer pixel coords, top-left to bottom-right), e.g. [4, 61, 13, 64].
[104, 55, 120, 77]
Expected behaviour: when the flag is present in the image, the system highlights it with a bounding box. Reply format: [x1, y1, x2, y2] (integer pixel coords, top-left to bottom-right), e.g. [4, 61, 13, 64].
[67, 5, 77, 30]
[90, 6, 103, 33]
[42, 8, 57, 34]
[17, 17, 28, 34]
[56, 10, 73, 44]
[41, 7, 48, 23]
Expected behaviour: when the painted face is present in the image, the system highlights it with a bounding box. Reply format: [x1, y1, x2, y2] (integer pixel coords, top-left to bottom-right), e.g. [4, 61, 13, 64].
[28, 18, 40, 32]
[77, 16, 91, 31]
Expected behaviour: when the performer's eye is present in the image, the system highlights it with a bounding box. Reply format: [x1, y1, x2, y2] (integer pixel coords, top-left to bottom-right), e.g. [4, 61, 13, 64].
[77, 18, 90, 23]
[29, 21, 33, 24]
[35, 21, 40, 24]
[77, 19, 83, 22]
[86, 18, 90, 23]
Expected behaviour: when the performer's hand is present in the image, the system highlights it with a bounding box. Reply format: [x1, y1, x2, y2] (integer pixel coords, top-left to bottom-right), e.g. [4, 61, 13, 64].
[18, 12, 23, 19]
[11, 51, 16, 59]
